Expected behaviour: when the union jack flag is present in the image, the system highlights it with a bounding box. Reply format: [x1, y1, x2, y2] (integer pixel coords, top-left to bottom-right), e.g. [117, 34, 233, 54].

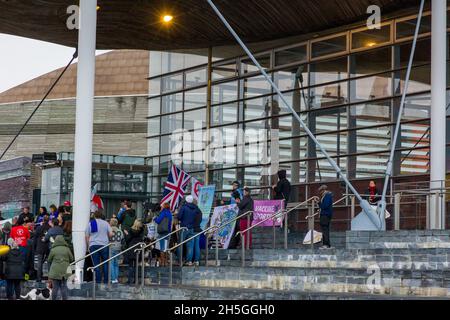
[161, 165, 191, 211]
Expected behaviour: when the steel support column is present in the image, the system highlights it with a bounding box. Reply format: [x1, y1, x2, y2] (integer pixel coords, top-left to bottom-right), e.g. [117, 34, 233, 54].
[72, 0, 97, 282]
[430, 0, 447, 230]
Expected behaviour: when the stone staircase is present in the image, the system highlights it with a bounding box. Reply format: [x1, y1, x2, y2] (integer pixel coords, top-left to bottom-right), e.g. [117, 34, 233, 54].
[8, 230, 450, 300]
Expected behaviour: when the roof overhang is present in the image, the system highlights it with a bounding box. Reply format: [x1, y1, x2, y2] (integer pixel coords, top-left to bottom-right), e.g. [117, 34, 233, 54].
[0, 0, 422, 51]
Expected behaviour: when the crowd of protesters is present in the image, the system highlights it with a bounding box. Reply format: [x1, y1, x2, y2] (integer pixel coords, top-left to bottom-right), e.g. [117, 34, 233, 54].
[0, 169, 383, 300]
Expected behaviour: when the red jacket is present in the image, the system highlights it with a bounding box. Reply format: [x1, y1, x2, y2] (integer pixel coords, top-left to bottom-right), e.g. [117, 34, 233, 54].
[10, 225, 30, 247]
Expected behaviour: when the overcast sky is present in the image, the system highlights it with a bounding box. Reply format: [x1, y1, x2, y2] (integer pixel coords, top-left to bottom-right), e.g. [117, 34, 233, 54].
[0, 33, 109, 93]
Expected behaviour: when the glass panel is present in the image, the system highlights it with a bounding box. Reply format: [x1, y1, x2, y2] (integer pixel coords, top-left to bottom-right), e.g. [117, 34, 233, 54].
[274, 91, 308, 114]
[243, 96, 271, 121]
[212, 81, 238, 104]
[148, 98, 160, 117]
[241, 54, 271, 74]
[310, 107, 348, 134]
[355, 153, 389, 178]
[278, 138, 307, 162]
[351, 24, 391, 50]
[310, 82, 348, 109]
[184, 108, 207, 130]
[396, 15, 432, 39]
[243, 74, 271, 99]
[147, 138, 160, 157]
[274, 65, 308, 91]
[184, 87, 207, 110]
[212, 61, 238, 80]
[149, 78, 161, 96]
[349, 100, 391, 129]
[394, 38, 431, 68]
[185, 67, 207, 88]
[211, 103, 239, 126]
[350, 73, 392, 103]
[275, 44, 307, 66]
[395, 94, 430, 120]
[310, 57, 348, 86]
[161, 93, 183, 114]
[394, 65, 431, 95]
[161, 113, 183, 135]
[350, 47, 392, 77]
[161, 73, 183, 93]
[147, 117, 160, 136]
[311, 35, 347, 59]
[355, 125, 391, 153]
[211, 168, 237, 196]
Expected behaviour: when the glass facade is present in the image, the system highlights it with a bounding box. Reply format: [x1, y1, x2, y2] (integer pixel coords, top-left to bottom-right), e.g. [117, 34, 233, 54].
[147, 9, 450, 202]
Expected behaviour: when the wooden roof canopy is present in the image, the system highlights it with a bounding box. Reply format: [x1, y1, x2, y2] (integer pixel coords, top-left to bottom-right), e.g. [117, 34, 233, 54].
[0, 0, 421, 51]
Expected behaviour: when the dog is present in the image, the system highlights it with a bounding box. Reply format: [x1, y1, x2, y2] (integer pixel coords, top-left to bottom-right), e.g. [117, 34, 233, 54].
[20, 285, 52, 300]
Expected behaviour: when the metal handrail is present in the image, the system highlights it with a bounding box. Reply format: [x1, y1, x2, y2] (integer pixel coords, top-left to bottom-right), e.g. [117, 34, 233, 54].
[87, 241, 145, 300]
[166, 209, 255, 286]
[237, 197, 317, 266]
[70, 243, 113, 266]
[136, 227, 188, 289]
[305, 196, 348, 221]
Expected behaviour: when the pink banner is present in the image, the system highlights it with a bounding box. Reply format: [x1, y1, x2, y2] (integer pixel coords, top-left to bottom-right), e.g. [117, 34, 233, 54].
[252, 200, 285, 227]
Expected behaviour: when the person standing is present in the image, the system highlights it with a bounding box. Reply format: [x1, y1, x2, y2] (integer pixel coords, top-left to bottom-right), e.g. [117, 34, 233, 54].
[33, 214, 51, 283]
[17, 207, 34, 226]
[273, 170, 291, 208]
[177, 196, 202, 266]
[35, 207, 49, 226]
[235, 187, 254, 248]
[316, 185, 333, 249]
[85, 211, 113, 284]
[123, 220, 145, 284]
[45, 218, 64, 249]
[118, 200, 136, 234]
[1, 239, 25, 300]
[49, 205, 59, 221]
[47, 235, 74, 300]
[366, 180, 381, 205]
[109, 218, 123, 284]
[10, 221, 31, 262]
[230, 181, 243, 205]
[154, 203, 173, 266]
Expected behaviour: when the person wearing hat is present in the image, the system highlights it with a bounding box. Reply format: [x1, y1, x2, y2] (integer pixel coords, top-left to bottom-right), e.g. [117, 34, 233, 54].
[0, 238, 25, 300]
[316, 185, 334, 249]
[230, 181, 243, 205]
[235, 187, 254, 248]
[272, 170, 291, 208]
[177, 195, 202, 266]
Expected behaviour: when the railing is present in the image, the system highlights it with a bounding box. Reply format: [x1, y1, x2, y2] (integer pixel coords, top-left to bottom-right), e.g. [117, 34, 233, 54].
[166, 210, 255, 286]
[136, 227, 188, 288]
[87, 241, 145, 300]
[238, 197, 317, 267]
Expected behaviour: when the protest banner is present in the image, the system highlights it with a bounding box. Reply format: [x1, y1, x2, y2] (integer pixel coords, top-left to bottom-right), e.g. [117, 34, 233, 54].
[210, 204, 239, 249]
[252, 200, 284, 227]
[197, 185, 216, 229]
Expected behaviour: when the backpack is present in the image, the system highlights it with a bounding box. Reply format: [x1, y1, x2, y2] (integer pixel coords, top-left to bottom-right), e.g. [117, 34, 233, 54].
[157, 217, 169, 235]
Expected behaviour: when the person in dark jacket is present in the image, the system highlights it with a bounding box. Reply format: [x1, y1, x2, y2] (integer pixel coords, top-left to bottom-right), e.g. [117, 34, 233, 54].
[366, 180, 381, 205]
[316, 185, 333, 249]
[33, 214, 51, 282]
[45, 218, 64, 250]
[273, 170, 291, 207]
[17, 207, 34, 226]
[0, 222, 12, 282]
[230, 181, 243, 205]
[119, 201, 137, 234]
[177, 196, 202, 266]
[124, 220, 144, 284]
[1, 238, 25, 300]
[235, 187, 254, 248]
[35, 206, 48, 226]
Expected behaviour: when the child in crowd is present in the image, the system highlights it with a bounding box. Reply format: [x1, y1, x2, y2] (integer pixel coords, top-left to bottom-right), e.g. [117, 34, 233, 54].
[109, 218, 123, 284]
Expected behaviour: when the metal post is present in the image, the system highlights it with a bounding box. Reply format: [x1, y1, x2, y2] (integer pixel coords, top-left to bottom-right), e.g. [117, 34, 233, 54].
[430, 0, 447, 230]
[351, 196, 356, 220]
[426, 194, 431, 229]
[394, 193, 401, 230]
[141, 246, 145, 289]
[107, 246, 111, 288]
[241, 234, 245, 267]
[205, 47, 213, 185]
[135, 251, 139, 287]
[180, 242, 183, 268]
[205, 236, 209, 267]
[215, 236, 219, 267]
[284, 209, 288, 250]
[310, 202, 315, 252]
[72, 0, 98, 283]
[92, 271, 96, 300]
[169, 251, 173, 287]
[246, 215, 251, 250]
[272, 215, 276, 249]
